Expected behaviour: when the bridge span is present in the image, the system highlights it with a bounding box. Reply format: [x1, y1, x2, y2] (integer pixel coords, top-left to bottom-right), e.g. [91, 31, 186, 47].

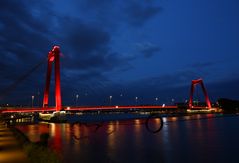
[0, 105, 216, 114]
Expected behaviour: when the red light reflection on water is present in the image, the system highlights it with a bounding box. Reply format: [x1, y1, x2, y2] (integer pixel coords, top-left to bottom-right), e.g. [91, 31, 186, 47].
[49, 124, 62, 152]
[15, 115, 233, 163]
[17, 124, 50, 142]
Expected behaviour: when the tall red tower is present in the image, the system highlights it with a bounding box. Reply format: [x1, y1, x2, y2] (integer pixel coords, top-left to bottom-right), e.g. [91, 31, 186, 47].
[189, 79, 211, 109]
[43, 46, 62, 111]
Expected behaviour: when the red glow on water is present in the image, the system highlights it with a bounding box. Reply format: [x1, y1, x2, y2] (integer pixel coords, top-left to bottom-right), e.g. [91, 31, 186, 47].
[50, 124, 62, 152]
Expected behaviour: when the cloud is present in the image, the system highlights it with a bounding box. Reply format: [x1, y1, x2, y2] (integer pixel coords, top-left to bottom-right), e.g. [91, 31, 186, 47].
[0, 1, 54, 58]
[136, 42, 160, 58]
[0, 1, 53, 83]
[124, 0, 162, 26]
[128, 70, 200, 91]
[60, 20, 110, 54]
[52, 17, 137, 75]
[79, 0, 114, 10]
[190, 61, 216, 68]
[73, 0, 162, 28]
[207, 78, 239, 101]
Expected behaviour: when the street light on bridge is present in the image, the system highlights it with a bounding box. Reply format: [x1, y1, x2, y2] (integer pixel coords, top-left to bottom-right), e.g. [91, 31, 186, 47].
[76, 94, 79, 106]
[135, 96, 138, 105]
[109, 96, 112, 105]
[171, 98, 175, 105]
[31, 95, 35, 108]
[155, 97, 159, 105]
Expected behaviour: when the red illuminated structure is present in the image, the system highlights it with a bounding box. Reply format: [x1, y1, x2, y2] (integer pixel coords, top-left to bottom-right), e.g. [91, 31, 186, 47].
[189, 79, 211, 109]
[43, 46, 62, 111]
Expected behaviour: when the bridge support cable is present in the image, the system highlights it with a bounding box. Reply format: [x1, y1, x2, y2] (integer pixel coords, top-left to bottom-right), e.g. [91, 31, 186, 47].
[0, 59, 46, 100]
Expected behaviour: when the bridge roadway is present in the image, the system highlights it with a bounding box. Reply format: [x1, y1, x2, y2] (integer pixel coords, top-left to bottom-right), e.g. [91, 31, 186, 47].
[0, 105, 211, 113]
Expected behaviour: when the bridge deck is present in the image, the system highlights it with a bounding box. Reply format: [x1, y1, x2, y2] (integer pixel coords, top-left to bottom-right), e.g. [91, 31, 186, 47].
[0, 105, 214, 113]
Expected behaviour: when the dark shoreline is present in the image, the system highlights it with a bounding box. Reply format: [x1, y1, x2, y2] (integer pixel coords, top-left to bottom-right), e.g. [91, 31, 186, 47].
[6, 123, 61, 163]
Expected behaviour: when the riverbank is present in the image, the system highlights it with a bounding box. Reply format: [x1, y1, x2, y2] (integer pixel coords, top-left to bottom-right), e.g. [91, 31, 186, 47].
[13, 127, 61, 163]
[0, 121, 28, 163]
[0, 115, 61, 163]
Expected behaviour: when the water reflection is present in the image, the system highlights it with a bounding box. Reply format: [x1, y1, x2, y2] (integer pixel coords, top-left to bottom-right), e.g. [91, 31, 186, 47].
[50, 123, 55, 137]
[16, 114, 239, 163]
[107, 123, 116, 155]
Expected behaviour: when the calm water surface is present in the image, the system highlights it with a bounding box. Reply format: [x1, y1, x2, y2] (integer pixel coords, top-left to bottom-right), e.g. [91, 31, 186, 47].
[17, 114, 239, 163]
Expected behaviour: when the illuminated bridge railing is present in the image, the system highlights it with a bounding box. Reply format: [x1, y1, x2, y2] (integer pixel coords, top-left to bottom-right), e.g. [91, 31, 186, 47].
[0, 105, 215, 114]
[0, 105, 179, 113]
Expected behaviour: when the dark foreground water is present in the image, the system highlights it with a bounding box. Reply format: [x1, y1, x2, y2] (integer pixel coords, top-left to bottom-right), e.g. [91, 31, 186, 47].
[17, 114, 239, 163]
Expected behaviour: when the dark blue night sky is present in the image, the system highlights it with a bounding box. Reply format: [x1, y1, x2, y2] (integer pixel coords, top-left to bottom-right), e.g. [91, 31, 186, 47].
[0, 0, 239, 106]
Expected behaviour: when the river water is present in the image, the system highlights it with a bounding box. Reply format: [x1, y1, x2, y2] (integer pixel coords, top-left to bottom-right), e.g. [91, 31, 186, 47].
[17, 114, 239, 163]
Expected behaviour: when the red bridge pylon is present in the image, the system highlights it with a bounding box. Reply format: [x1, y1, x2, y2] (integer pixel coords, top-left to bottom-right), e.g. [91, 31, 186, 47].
[43, 46, 62, 111]
[189, 79, 211, 109]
